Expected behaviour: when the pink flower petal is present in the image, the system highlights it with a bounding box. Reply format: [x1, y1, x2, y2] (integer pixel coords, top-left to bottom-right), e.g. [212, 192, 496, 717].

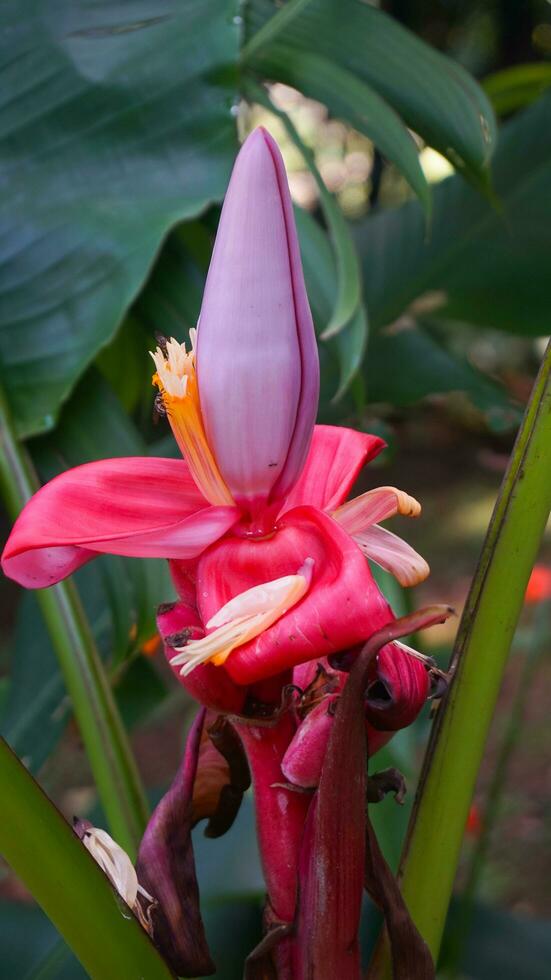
[196, 128, 319, 512]
[282, 686, 396, 790]
[333, 485, 421, 533]
[353, 524, 430, 587]
[281, 696, 338, 790]
[195, 506, 393, 686]
[2, 457, 238, 588]
[265, 129, 320, 505]
[281, 425, 385, 514]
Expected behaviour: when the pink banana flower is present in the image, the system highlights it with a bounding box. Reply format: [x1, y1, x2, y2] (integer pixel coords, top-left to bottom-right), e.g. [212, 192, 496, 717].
[1, 126, 429, 695]
[0, 126, 444, 979]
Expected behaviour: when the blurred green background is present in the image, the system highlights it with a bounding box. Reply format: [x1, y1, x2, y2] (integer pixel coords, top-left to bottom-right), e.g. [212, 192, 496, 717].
[1, 1, 551, 977]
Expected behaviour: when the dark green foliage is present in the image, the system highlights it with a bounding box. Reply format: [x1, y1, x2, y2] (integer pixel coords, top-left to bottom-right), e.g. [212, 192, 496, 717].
[0, 0, 239, 437]
[0, 2, 548, 976]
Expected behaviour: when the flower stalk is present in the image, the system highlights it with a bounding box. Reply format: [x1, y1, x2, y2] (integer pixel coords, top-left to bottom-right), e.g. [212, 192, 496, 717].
[368, 339, 551, 975]
[0, 384, 148, 856]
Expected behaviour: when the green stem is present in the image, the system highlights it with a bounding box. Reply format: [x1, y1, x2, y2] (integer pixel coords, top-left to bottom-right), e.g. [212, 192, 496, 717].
[447, 600, 550, 974]
[0, 386, 148, 856]
[0, 738, 173, 979]
[368, 340, 551, 976]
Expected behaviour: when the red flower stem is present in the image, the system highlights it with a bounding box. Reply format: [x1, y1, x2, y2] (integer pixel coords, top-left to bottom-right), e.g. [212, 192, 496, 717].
[234, 714, 311, 925]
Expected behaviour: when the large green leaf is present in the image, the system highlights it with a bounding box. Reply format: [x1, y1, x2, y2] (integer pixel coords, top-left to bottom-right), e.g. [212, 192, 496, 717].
[356, 93, 551, 337]
[248, 51, 430, 213]
[1, 592, 69, 773]
[243, 0, 496, 186]
[136, 221, 212, 337]
[295, 208, 367, 406]
[365, 325, 520, 431]
[0, 0, 239, 438]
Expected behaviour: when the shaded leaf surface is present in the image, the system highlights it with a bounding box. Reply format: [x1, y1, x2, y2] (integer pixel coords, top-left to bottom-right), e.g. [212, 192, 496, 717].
[1, 592, 69, 772]
[357, 94, 551, 337]
[0, 0, 238, 436]
[295, 208, 367, 406]
[441, 899, 551, 980]
[252, 49, 430, 210]
[365, 325, 520, 430]
[244, 0, 495, 184]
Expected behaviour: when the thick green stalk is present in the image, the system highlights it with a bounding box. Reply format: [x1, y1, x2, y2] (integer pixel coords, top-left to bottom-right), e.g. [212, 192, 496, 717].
[369, 341, 551, 976]
[0, 738, 173, 979]
[0, 386, 148, 856]
[447, 600, 550, 974]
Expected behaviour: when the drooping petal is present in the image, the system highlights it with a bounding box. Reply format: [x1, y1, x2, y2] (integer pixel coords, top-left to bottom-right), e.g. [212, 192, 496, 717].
[195, 506, 393, 686]
[136, 708, 215, 977]
[333, 485, 421, 532]
[353, 524, 430, 587]
[74, 822, 144, 912]
[196, 128, 319, 513]
[1, 457, 238, 588]
[281, 425, 385, 514]
[192, 714, 251, 839]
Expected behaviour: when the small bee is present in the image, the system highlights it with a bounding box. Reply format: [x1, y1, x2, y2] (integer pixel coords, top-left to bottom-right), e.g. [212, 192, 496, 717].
[152, 333, 169, 424]
[155, 332, 169, 357]
[152, 392, 167, 424]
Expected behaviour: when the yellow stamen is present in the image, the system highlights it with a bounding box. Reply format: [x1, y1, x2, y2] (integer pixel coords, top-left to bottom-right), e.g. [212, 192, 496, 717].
[170, 559, 314, 675]
[150, 333, 234, 506]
